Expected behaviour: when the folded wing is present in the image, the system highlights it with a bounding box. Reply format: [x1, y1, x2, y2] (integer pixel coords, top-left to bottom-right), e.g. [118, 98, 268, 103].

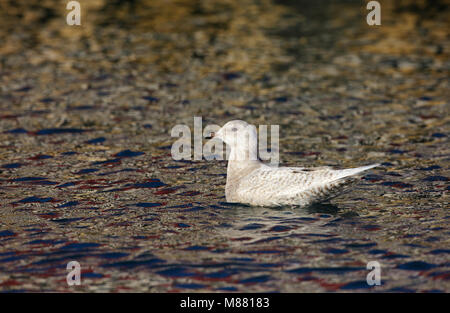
[237, 164, 379, 205]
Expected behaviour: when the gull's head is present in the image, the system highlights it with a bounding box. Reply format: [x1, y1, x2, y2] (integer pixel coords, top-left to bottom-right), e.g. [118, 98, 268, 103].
[214, 120, 257, 151]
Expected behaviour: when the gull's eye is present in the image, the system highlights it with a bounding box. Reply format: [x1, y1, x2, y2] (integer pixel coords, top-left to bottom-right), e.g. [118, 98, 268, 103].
[231, 127, 238, 132]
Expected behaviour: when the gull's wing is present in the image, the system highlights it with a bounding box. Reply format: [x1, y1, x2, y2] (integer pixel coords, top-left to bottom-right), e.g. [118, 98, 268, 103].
[237, 164, 379, 203]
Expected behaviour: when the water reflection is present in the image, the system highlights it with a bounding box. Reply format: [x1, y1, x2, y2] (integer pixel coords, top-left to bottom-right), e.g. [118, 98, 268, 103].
[218, 203, 341, 245]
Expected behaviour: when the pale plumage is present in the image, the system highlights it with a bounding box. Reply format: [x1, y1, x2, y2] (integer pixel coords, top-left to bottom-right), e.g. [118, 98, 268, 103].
[213, 120, 379, 207]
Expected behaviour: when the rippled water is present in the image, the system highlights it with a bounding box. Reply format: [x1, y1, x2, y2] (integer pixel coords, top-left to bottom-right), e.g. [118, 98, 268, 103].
[0, 0, 449, 292]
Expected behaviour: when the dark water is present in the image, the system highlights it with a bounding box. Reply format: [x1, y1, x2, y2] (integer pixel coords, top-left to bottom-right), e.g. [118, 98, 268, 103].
[0, 0, 448, 292]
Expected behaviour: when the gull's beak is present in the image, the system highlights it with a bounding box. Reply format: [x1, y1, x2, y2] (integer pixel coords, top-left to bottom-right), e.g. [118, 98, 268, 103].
[206, 128, 223, 140]
[205, 132, 215, 140]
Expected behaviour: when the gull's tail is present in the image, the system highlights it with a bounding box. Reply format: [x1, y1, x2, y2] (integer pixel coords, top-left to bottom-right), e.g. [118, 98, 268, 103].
[334, 163, 380, 180]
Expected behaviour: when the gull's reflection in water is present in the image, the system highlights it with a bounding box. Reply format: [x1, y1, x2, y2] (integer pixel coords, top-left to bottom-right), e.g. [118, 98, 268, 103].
[217, 202, 342, 246]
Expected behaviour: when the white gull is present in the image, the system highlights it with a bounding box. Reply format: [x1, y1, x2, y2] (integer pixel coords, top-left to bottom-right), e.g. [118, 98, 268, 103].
[211, 120, 379, 207]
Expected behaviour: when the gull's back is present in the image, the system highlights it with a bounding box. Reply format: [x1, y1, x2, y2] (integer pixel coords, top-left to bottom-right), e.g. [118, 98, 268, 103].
[226, 163, 378, 207]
